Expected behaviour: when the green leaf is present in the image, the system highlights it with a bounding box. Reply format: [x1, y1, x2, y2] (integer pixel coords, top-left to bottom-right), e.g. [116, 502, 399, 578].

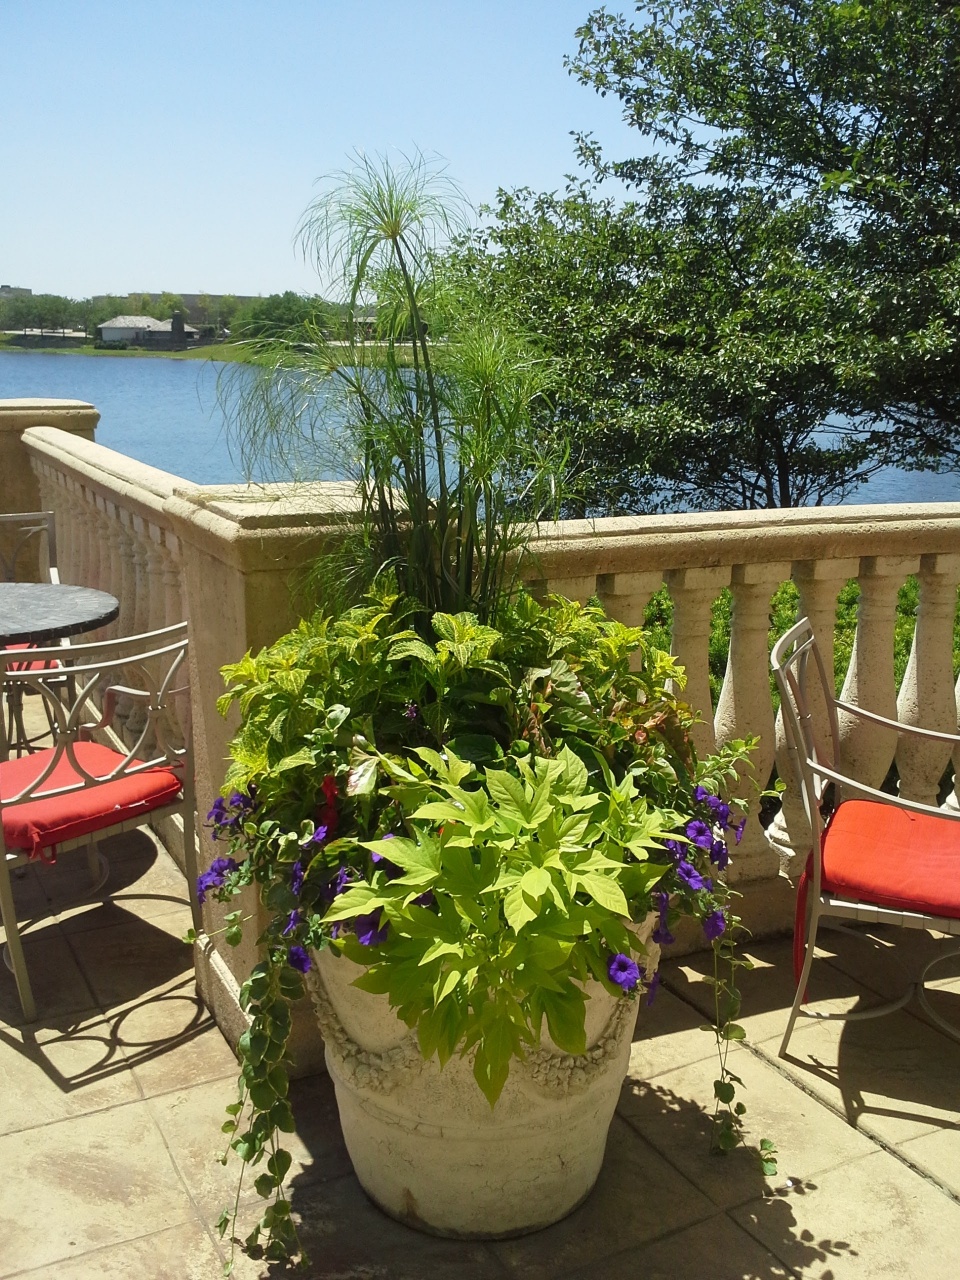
[520, 866, 552, 900]
[473, 1017, 513, 1106]
[713, 1079, 736, 1105]
[267, 1148, 293, 1182]
[504, 883, 538, 932]
[540, 987, 587, 1054]
[274, 747, 316, 773]
[575, 872, 629, 916]
[722, 1023, 747, 1041]
[346, 756, 378, 795]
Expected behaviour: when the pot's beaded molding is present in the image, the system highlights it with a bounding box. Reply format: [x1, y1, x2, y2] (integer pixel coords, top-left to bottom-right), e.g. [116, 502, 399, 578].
[306, 962, 423, 1095]
[521, 994, 638, 1097]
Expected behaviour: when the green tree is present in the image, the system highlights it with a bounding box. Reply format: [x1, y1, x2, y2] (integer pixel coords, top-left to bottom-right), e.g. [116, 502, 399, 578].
[154, 291, 185, 319]
[567, 0, 960, 473]
[230, 291, 329, 339]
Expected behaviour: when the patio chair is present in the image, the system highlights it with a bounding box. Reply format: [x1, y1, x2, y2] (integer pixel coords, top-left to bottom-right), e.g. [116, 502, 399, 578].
[771, 617, 960, 1058]
[0, 622, 198, 1021]
[0, 511, 65, 754]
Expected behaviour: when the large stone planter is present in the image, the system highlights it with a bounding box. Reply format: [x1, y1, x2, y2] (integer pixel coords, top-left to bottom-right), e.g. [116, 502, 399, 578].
[307, 917, 658, 1238]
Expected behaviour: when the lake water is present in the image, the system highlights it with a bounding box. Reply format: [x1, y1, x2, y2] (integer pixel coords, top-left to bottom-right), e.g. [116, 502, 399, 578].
[0, 349, 957, 503]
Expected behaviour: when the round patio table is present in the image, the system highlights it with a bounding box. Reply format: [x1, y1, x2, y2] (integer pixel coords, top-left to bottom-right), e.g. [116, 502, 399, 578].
[0, 582, 120, 647]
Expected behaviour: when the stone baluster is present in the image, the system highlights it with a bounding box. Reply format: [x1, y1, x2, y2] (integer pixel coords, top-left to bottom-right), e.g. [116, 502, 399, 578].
[895, 554, 960, 806]
[714, 562, 790, 881]
[161, 534, 185, 629]
[838, 556, 918, 790]
[34, 466, 58, 581]
[663, 566, 730, 758]
[766, 557, 859, 873]
[59, 484, 82, 585]
[102, 504, 125, 632]
[595, 571, 663, 670]
[144, 531, 168, 635]
[541, 574, 599, 605]
[75, 484, 95, 588]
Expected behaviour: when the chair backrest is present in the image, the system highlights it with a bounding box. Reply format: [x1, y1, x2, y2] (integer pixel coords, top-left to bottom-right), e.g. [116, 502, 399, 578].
[770, 617, 842, 847]
[0, 622, 191, 802]
[0, 511, 59, 584]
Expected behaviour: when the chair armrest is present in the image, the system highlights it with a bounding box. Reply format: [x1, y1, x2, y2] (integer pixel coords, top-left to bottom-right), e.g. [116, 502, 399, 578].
[809, 758, 960, 821]
[833, 698, 960, 745]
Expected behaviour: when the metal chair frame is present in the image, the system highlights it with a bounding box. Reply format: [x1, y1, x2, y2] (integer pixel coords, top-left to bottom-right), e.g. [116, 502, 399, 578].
[0, 510, 66, 755]
[0, 622, 199, 1021]
[771, 616, 960, 1058]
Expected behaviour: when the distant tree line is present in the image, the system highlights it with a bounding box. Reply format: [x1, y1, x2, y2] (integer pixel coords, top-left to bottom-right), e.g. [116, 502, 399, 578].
[0, 290, 350, 342]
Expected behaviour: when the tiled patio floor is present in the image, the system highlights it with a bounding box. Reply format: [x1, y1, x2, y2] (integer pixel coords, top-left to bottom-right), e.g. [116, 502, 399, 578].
[2, 829, 959, 1279]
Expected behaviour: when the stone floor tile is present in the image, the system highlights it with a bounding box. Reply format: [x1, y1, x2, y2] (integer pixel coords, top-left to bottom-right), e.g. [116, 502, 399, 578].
[618, 1046, 875, 1209]
[65, 910, 194, 1008]
[487, 1115, 715, 1279]
[629, 984, 720, 1080]
[0, 1007, 142, 1136]
[221, 1173, 509, 1280]
[0, 1100, 195, 1274]
[755, 1007, 960, 1146]
[557, 1212, 795, 1280]
[105, 977, 238, 1097]
[148, 1072, 352, 1219]
[731, 1149, 960, 1278]
[813, 921, 960, 1000]
[896, 1125, 960, 1199]
[53, 830, 192, 933]
[7, 1221, 224, 1280]
[0, 925, 97, 1028]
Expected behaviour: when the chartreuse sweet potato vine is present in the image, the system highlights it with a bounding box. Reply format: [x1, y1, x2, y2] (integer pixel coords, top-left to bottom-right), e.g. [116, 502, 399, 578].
[193, 592, 776, 1267]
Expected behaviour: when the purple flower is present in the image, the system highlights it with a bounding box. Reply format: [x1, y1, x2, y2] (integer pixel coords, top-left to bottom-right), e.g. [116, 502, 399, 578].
[710, 839, 730, 871]
[320, 866, 351, 905]
[676, 860, 710, 892]
[694, 787, 730, 827]
[664, 838, 685, 861]
[703, 910, 727, 942]
[652, 891, 675, 945]
[607, 953, 640, 992]
[413, 890, 436, 909]
[290, 860, 305, 897]
[685, 819, 713, 850]
[282, 909, 301, 937]
[694, 785, 712, 805]
[206, 796, 228, 825]
[196, 856, 239, 905]
[287, 945, 312, 973]
[354, 910, 389, 947]
[403, 701, 419, 721]
[301, 824, 329, 849]
[734, 817, 746, 844]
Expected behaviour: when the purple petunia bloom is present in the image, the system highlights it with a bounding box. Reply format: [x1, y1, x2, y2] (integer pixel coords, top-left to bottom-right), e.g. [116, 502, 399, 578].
[710, 839, 730, 871]
[290, 860, 305, 897]
[675, 860, 710, 892]
[282, 909, 300, 937]
[319, 866, 351, 906]
[703, 909, 727, 942]
[733, 817, 747, 844]
[355, 910, 389, 947]
[287, 945, 312, 973]
[196, 856, 239, 905]
[652, 891, 675, 945]
[608, 953, 641, 991]
[664, 838, 685, 861]
[694, 785, 712, 805]
[685, 819, 713, 850]
[413, 890, 436, 909]
[301, 824, 329, 850]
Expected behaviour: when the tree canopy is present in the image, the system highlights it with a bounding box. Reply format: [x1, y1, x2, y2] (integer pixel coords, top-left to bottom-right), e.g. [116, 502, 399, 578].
[455, 0, 960, 512]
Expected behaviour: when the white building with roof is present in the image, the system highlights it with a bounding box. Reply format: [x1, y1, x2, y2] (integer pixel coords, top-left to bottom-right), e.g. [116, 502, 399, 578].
[99, 315, 199, 344]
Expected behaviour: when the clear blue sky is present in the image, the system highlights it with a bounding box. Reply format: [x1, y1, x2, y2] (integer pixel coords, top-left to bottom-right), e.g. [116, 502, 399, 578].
[2, 2, 639, 300]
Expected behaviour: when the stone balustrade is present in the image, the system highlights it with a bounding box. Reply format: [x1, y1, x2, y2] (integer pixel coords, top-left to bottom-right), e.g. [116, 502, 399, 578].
[7, 401, 960, 1067]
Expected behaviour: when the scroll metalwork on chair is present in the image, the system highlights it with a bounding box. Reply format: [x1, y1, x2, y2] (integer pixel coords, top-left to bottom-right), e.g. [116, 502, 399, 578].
[771, 617, 960, 1057]
[0, 622, 199, 1022]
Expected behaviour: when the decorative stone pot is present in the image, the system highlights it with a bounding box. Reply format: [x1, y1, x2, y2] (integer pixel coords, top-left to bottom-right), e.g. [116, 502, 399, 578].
[307, 916, 659, 1238]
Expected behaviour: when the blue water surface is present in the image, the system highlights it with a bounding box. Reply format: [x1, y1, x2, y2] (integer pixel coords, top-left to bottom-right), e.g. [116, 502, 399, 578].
[0, 349, 957, 503]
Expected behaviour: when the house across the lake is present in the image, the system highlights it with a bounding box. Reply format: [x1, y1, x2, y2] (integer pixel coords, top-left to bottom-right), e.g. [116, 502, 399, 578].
[98, 312, 200, 348]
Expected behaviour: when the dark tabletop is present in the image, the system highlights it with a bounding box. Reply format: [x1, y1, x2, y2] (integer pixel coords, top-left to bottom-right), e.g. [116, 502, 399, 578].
[0, 582, 120, 647]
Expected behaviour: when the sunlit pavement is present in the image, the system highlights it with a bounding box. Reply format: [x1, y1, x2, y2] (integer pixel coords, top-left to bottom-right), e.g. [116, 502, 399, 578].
[2, 821, 960, 1278]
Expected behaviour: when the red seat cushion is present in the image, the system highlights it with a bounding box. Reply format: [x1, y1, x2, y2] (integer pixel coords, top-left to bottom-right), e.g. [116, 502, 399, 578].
[1, 741, 182, 862]
[822, 799, 960, 920]
[3, 642, 62, 673]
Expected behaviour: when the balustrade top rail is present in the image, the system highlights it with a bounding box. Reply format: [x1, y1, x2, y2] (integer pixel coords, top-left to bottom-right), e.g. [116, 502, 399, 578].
[17, 422, 960, 903]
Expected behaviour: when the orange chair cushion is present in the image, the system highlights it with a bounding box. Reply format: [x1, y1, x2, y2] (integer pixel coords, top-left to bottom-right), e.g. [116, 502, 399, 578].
[1, 741, 182, 862]
[822, 799, 960, 919]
